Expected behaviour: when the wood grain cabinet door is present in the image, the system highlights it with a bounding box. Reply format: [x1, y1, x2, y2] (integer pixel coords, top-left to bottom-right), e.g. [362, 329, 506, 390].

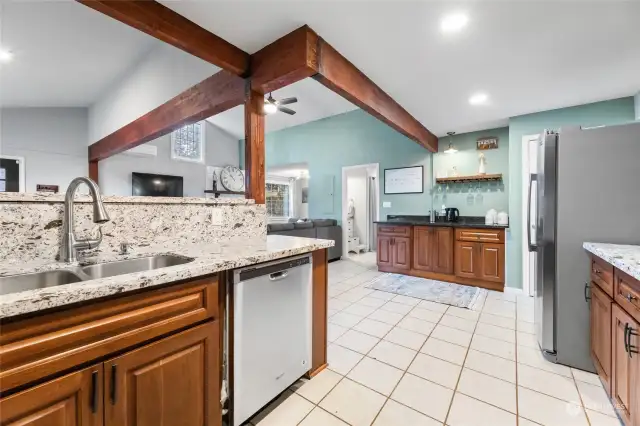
[432, 227, 454, 274]
[611, 304, 639, 425]
[455, 241, 478, 279]
[413, 227, 434, 272]
[105, 321, 220, 426]
[377, 236, 393, 268]
[0, 365, 103, 426]
[590, 283, 612, 394]
[478, 243, 505, 283]
[392, 237, 411, 271]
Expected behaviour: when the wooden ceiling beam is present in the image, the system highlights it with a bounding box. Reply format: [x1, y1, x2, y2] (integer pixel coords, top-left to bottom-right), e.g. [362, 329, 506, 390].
[88, 70, 245, 162]
[78, 0, 250, 76]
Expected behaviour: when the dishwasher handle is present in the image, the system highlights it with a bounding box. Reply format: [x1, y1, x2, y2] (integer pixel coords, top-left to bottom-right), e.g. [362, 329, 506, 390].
[269, 270, 290, 281]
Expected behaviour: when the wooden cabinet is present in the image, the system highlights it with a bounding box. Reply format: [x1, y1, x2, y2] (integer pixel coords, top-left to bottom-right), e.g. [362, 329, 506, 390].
[433, 228, 454, 274]
[0, 365, 103, 426]
[590, 282, 612, 393]
[392, 237, 411, 271]
[479, 243, 505, 283]
[611, 303, 640, 426]
[414, 227, 453, 274]
[377, 226, 411, 272]
[455, 241, 478, 279]
[377, 235, 393, 268]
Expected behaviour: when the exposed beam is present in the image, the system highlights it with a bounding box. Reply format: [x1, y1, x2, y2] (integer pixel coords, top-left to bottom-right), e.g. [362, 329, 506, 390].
[78, 0, 250, 76]
[89, 161, 99, 183]
[89, 70, 245, 162]
[244, 88, 266, 204]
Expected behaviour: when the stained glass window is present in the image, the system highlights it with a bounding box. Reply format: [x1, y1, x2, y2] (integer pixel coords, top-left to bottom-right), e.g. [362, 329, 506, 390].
[171, 122, 204, 163]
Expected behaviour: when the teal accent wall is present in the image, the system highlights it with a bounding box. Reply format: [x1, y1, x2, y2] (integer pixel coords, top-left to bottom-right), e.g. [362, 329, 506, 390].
[506, 97, 635, 289]
[243, 109, 433, 221]
[434, 127, 509, 216]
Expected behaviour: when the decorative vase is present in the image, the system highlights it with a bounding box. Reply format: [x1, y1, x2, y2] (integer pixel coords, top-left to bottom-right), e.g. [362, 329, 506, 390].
[478, 153, 487, 175]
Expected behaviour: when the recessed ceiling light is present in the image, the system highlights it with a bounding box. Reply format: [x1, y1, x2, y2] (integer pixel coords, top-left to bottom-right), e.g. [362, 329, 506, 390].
[440, 13, 469, 33]
[469, 93, 489, 105]
[0, 49, 14, 63]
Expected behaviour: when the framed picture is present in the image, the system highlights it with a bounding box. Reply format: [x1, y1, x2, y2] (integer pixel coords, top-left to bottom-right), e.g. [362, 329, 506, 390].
[384, 166, 424, 194]
[477, 136, 499, 150]
[171, 122, 205, 163]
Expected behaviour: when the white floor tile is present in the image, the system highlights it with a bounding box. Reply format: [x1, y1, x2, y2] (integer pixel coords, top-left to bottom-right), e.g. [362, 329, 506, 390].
[353, 318, 394, 338]
[575, 380, 617, 417]
[457, 369, 517, 413]
[358, 296, 388, 308]
[417, 300, 449, 313]
[373, 399, 441, 426]
[488, 290, 517, 303]
[517, 331, 539, 348]
[328, 298, 352, 312]
[327, 344, 363, 375]
[470, 334, 516, 360]
[368, 290, 396, 301]
[518, 418, 543, 426]
[391, 374, 454, 422]
[347, 357, 404, 396]
[384, 326, 428, 350]
[335, 290, 367, 303]
[327, 323, 349, 343]
[517, 345, 572, 377]
[571, 368, 602, 386]
[397, 317, 436, 336]
[368, 309, 404, 325]
[342, 302, 378, 317]
[447, 392, 516, 426]
[408, 306, 444, 323]
[464, 349, 516, 383]
[585, 409, 623, 426]
[408, 353, 462, 389]
[368, 340, 417, 370]
[392, 294, 422, 306]
[335, 329, 380, 354]
[252, 392, 314, 426]
[479, 312, 516, 330]
[294, 369, 342, 404]
[430, 324, 473, 347]
[438, 314, 477, 332]
[474, 322, 516, 343]
[517, 320, 536, 334]
[381, 301, 413, 315]
[329, 311, 364, 328]
[299, 408, 348, 426]
[320, 378, 386, 426]
[327, 308, 339, 317]
[420, 337, 468, 365]
[445, 305, 481, 321]
[518, 387, 589, 426]
[518, 363, 580, 402]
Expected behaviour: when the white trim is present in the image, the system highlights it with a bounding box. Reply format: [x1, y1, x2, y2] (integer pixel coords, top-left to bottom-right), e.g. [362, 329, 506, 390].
[0, 155, 26, 192]
[521, 134, 540, 297]
[341, 163, 380, 256]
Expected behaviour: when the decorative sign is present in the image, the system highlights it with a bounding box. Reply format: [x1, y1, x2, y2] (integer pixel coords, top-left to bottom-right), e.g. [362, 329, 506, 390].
[384, 166, 424, 194]
[36, 184, 59, 193]
[477, 136, 499, 150]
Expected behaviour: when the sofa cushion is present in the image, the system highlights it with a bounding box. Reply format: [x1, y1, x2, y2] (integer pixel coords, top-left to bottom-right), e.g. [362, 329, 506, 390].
[267, 223, 295, 232]
[293, 221, 314, 229]
[312, 219, 337, 227]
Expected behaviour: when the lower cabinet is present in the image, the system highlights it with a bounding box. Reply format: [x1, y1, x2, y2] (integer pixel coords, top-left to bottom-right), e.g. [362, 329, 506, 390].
[392, 237, 411, 271]
[611, 303, 640, 426]
[590, 283, 612, 393]
[414, 227, 453, 274]
[377, 236, 393, 269]
[454, 241, 504, 283]
[454, 241, 478, 279]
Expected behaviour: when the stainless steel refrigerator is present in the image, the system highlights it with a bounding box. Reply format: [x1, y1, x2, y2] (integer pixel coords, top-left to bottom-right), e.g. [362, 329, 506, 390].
[528, 121, 640, 371]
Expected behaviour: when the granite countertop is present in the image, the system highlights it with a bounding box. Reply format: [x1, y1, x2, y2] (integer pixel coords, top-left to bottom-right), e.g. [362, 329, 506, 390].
[0, 235, 334, 319]
[0, 192, 254, 205]
[374, 218, 509, 230]
[583, 242, 640, 281]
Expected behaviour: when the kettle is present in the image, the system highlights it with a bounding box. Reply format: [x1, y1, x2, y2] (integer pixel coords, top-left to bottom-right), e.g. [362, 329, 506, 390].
[445, 207, 460, 222]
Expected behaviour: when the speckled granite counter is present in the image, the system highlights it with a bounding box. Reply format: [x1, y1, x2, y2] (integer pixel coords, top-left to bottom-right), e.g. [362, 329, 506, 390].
[583, 242, 640, 281]
[0, 235, 334, 319]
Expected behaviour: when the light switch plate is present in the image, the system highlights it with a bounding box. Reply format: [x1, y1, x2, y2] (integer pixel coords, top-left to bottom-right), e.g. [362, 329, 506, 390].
[210, 208, 224, 226]
[383, 201, 391, 208]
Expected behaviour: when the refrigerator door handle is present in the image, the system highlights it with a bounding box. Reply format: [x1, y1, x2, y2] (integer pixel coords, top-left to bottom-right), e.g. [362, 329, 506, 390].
[527, 174, 538, 252]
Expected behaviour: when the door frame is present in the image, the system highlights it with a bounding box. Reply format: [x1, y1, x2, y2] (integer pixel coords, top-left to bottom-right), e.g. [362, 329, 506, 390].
[0, 155, 26, 192]
[521, 134, 540, 297]
[341, 163, 380, 256]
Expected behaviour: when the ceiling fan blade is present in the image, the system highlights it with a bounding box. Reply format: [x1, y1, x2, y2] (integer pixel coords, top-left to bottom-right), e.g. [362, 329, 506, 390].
[278, 106, 297, 115]
[278, 97, 298, 105]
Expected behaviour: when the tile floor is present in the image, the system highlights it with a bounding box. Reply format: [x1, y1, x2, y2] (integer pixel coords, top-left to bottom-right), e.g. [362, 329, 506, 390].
[245, 252, 622, 426]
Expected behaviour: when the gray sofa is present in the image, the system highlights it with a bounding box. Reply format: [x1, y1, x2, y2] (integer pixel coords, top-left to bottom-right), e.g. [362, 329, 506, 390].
[267, 219, 342, 261]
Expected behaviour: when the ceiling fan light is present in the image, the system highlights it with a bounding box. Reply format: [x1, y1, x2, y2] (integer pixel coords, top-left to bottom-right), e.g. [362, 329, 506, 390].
[263, 102, 277, 114]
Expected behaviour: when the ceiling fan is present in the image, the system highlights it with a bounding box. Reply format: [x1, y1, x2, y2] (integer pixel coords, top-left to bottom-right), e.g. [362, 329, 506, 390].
[263, 93, 298, 115]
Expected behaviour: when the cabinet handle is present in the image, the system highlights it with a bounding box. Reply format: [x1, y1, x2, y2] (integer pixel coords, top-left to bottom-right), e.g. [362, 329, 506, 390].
[594, 268, 602, 274]
[584, 282, 591, 303]
[626, 293, 638, 303]
[110, 364, 117, 405]
[628, 326, 639, 358]
[90, 370, 98, 413]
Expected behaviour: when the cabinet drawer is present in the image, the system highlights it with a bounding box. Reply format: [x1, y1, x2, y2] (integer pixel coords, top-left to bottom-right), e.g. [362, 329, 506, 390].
[0, 276, 218, 392]
[591, 256, 614, 298]
[377, 225, 411, 237]
[614, 269, 640, 324]
[455, 228, 504, 243]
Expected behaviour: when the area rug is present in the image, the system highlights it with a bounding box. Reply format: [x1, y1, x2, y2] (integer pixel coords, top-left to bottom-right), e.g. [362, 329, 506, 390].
[365, 273, 487, 310]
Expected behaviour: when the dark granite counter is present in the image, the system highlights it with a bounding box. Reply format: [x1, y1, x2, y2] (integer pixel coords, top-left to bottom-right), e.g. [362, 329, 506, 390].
[374, 215, 509, 229]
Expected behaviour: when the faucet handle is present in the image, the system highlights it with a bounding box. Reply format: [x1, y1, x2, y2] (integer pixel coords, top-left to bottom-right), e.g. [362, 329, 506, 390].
[75, 227, 103, 251]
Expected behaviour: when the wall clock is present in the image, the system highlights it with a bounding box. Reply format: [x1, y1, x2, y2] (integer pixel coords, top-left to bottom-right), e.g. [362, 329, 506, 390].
[220, 165, 245, 192]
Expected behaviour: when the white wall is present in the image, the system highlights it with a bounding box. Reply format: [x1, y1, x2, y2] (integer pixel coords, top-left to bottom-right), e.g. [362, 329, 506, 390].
[1, 107, 88, 193]
[635, 92, 640, 120]
[88, 43, 219, 143]
[346, 168, 367, 245]
[99, 121, 239, 196]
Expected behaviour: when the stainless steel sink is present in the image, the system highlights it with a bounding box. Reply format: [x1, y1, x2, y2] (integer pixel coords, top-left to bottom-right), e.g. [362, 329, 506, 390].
[0, 270, 84, 295]
[80, 255, 193, 279]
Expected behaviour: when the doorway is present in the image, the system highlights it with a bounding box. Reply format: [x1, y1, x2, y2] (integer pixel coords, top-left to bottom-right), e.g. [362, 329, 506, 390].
[0, 156, 26, 193]
[341, 164, 380, 256]
[521, 135, 539, 297]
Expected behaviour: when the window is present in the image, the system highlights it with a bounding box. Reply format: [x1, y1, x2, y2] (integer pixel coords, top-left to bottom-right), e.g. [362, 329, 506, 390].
[266, 182, 291, 218]
[171, 122, 205, 163]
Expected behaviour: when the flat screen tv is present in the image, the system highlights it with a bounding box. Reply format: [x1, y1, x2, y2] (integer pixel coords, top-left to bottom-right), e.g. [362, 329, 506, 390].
[132, 172, 184, 197]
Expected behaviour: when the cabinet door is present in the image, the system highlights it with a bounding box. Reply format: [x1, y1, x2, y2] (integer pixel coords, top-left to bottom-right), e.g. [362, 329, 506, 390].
[377, 236, 393, 268]
[590, 283, 612, 394]
[105, 322, 220, 426]
[392, 237, 411, 271]
[413, 227, 434, 272]
[479, 243, 505, 283]
[455, 241, 478, 279]
[611, 304, 639, 425]
[0, 365, 103, 426]
[432, 227, 454, 274]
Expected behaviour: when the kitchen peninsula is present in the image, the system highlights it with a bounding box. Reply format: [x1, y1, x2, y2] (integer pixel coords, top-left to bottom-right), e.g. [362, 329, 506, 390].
[375, 215, 509, 291]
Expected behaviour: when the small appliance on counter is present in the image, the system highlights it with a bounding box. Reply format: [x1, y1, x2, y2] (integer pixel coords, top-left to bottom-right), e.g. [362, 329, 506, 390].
[445, 207, 460, 222]
[485, 209, 497, 225]
[497, 211, 509, 225]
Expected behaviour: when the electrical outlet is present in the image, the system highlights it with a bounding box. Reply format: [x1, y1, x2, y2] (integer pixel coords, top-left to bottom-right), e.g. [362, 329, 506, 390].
[210, 208, 224, 226]
[383, 201, 392, 208]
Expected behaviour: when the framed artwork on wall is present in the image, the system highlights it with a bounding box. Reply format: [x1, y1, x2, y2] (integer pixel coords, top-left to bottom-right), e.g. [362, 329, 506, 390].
[384, 165, 424, 194]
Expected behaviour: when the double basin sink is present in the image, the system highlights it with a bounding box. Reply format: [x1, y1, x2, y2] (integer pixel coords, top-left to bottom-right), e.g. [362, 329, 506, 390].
[0, 255, 194, 296]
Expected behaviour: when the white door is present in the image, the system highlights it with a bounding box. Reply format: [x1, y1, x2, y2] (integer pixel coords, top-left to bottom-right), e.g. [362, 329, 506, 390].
[522, 135, 539, 297]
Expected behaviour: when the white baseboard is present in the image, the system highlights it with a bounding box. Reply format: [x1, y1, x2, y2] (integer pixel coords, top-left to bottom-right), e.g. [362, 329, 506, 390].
[504, 287, 526, 296]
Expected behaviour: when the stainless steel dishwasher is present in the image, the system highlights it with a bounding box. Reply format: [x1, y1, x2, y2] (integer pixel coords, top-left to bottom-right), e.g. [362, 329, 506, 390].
[230, 254, 312, 426]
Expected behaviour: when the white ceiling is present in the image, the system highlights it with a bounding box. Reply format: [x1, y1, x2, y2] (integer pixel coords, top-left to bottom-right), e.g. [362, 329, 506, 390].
[163, 0, 640, 136]
[0, 2, 160, 107]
